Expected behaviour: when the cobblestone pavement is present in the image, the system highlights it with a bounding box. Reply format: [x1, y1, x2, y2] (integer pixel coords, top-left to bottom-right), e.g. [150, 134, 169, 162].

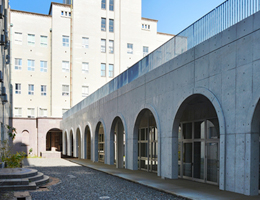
[25, 158, 185, 200]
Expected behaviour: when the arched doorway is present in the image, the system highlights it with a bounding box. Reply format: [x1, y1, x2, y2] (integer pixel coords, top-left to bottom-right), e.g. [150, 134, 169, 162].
[84, 125, 91, 159]
[111, 117, 125, 168]
[134, 109, 158, 173]
[95, 122, 105, 162]
[76, 128, 81, 159]
[174, 94, 220, 185]
[70, 130, 74, 157]
[251, 99, 260, 194]
[46, 128, 62, 152]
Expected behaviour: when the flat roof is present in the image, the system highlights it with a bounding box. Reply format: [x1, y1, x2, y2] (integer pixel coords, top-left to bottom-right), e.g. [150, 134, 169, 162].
[141, 17, 158, 22]
[10, 9, 51, 17]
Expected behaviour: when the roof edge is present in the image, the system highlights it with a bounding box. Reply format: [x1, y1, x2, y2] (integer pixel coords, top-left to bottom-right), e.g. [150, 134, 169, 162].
[11, 9, 51, 17]
[141, 17, 158, 22]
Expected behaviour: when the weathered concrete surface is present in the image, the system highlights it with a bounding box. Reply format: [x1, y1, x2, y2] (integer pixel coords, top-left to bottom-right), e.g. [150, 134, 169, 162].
[61, 11, 260, 196]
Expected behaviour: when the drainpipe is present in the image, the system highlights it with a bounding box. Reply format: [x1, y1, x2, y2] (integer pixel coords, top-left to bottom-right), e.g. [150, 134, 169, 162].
[69, 0, 73, 107]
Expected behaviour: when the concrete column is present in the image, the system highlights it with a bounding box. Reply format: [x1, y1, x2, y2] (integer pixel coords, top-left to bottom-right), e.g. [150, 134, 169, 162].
[117, 121, 124, 168]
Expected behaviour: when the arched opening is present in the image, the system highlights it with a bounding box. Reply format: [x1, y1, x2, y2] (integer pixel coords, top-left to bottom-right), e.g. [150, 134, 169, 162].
[173, 94, 220, 185]
[134, 109, 158, 173]
[46, 128, 62, 152]
[95, 122, 105, 162]
[84, 125, 91, 160]
[76, 128, 81, 159]
[251, 99, 260, 194]
[70, 130, 74, 157]
[110, 117, 125, 168]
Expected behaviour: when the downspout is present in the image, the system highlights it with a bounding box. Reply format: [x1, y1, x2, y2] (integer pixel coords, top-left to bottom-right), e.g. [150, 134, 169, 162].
[69, 0, 73, 107]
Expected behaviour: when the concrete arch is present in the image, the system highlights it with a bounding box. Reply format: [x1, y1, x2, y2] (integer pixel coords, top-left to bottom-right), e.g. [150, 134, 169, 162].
[132, 104, 161, 176]
[75, 125, 83, 158]
[109, 114, 127, 168]
[63, 129, 68, 155]
[171, 87, 226, 190]
[94, 119, 106, 163]
[84, 122, 92, 160]
[69, 128, 74, 157]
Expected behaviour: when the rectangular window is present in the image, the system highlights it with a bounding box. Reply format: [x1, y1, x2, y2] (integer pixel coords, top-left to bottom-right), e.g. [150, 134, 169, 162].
[39, 108, 47, 117]
[27, 34, 35, 45]
[82, 86, 89, 97]
[109, 64, 114, 78]
[40, 61, 47, 72]
[14, 32, 22, 44]
[82, 62, 89, 73]
[101, 63, 106, 77]
[127, 43, 133, 54]
[15, 83, 21, 94]
[62, 61, 69, 72]
[28, 84, 34, 95]
[62, 35, 69, 47]
[101, 0, 106, 9]
[41, 85, 47, 96]
[15, 58, 22, 70]
[27, 59, 35, 71]
[62, 85, 69, 96]
[40, 35, 47, 46]
[143, 46, 149, 57]
[101, 18, 106, 31]
[82, 37, 89, 48]
[109, 40, 114, 54]
[62, 109, 68, 115]
[109, 19, 114, 32]
[14, 108, 22, 117]
[109, 0, 114, 11]
[101, 39, 106, 53]
[27, 108, 35, 118]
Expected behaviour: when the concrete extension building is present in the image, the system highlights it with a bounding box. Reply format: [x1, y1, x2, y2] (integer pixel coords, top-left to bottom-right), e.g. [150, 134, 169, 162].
[61, 0, 260, 197]
[9, 0, 172, 156]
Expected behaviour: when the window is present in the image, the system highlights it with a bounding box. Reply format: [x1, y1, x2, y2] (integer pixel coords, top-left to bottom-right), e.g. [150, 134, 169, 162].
[109, 19, 114, 32]
[109, 64, 114, 78]
[101, 39, 106, 53]
[127, 43, 133, 54]
[27, 34, 35, 45]
[15, 58, 22, 70]
[14, 32, 22, 44]
[82, 37, 89, 48]
[109, 40, 114, 54]
[143, 46, 149, 56]
[28, 84, 34, 95]
[27, 108, 35, 118]
[15, 83, 21, 94]
[62, 61, 69, 72]
[41, 85, 47, 96]
[27, 60, 35, 71]
[39, 108, 47, 117]
[62, 35, 69, 47]
[109, 0, 114, 11]
[62, 85, 69, 96]
[101, 63, 106, 77]
[82, 62, 89, 73]
[61, 11, 64, 15]
[101, 0, 106, 9]
[14, 108, 22, 117]
[101, 18, 106, 31]
[40, 61, 47, 72]
[62, 109, 68, 115]
[82, 86, 89, 97]
[40, 35, 47, 46]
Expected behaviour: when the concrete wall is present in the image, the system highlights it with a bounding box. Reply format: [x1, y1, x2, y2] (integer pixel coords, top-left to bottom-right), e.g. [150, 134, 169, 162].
[61, 11, 260, 196]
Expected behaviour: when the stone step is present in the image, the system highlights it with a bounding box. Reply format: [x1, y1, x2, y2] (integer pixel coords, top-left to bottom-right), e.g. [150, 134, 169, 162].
[35, 175, 49, 186]
[0, 182, 36, 191]
[0, 178, 29, 186]
[28, 172, 44, 182]
[0, 168, 38, 179]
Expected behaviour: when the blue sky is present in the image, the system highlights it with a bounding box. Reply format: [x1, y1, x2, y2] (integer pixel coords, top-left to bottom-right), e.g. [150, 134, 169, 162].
[9, 0, 225, 34]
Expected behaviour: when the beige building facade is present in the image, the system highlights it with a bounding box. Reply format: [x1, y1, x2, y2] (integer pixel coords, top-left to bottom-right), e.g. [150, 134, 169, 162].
[10, 0, 173, 156]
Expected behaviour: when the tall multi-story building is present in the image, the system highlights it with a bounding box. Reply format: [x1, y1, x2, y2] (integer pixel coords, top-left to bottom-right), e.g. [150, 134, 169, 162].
[10, 0, 173, 156]
[0, 0, 11, 143]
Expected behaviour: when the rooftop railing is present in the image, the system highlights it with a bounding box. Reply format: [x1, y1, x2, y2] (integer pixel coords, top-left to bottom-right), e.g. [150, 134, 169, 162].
[64, 0, 260, 119]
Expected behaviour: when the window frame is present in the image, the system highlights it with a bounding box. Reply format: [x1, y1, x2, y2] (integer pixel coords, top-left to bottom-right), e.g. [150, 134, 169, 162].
[41, 85, 47, 96]
[27, 34, 35, 46]
[62, 61, 70, 72]
[15, 83, 21, 94]
[127, 43, 133, 54]
[40, 61, 47, 72]
[14, 32, 22, 44]
[143, 46, 149, 57]
[40, 35, 48, 46]
[82, 62, 89, 73]
[82, 85, 89, 97]
[27, 108, 35, 118]
[109, 64, 114, 78]
[15, 58, 22, 70]
[27, 59, 35, 71]
[101, 63, 106, 77]
[101, 39, 106, 53]
[62, 84, 69, 96]
[28, 84, 34, 95]
[101, 0, 106, 9]
[109, 0, 114, 11]
[109, 19, 114, 32]
[101, 18, 106, 31]
[39, 108, 47, 117]
[62, 35, 69, 47]
[109, 40, 114, 54]
[14, 107, 22, 117]
[82, 37, 89, 48]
